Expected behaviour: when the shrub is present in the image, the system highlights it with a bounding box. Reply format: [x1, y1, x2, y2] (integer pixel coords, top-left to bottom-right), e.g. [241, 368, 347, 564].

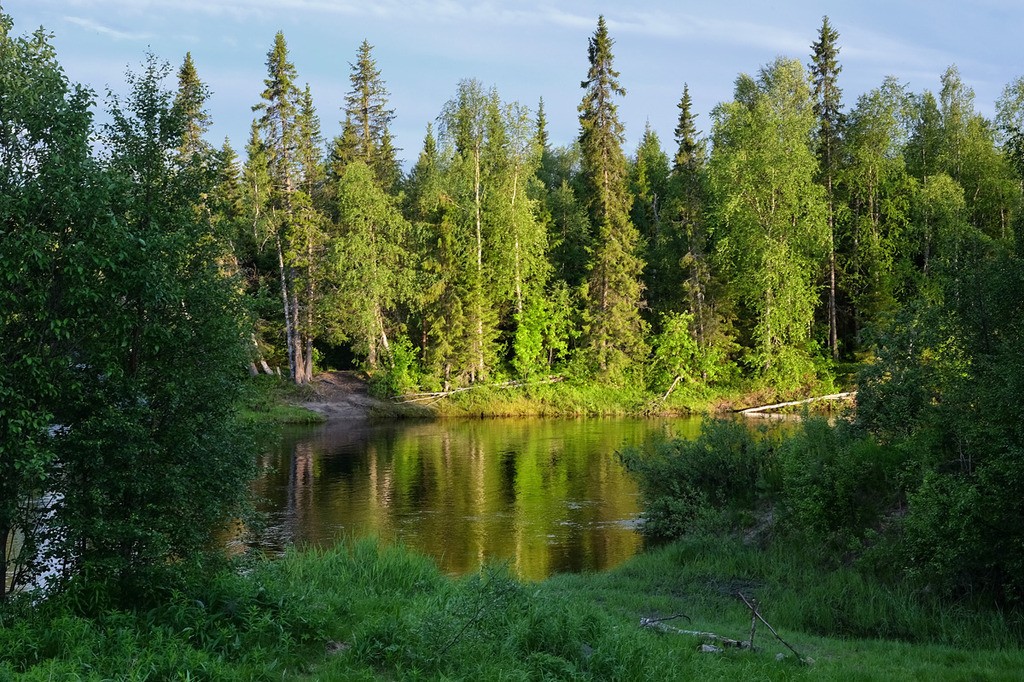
[775, 418, 906, 551]
[621, 419, 774, 540]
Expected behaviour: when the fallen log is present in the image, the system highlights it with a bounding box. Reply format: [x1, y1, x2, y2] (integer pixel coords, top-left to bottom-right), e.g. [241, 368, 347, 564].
[737, 391, 855, 415]
[640, 617, 753, 649]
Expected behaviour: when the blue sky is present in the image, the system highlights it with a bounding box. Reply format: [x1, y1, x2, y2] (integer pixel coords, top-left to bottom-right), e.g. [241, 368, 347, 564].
[5, 1, 1023, 166]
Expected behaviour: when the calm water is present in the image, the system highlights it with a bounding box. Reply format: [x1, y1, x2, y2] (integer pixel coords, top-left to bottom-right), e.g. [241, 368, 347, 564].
[250, 417, 706, 580]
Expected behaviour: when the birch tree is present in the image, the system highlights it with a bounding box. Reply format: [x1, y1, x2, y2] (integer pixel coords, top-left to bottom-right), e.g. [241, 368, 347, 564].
[709, 58, 828, 388]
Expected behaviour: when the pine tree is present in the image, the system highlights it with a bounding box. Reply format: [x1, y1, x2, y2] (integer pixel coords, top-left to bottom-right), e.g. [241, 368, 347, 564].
[809, 15, 844, 359]
[577, 16, 648, 375]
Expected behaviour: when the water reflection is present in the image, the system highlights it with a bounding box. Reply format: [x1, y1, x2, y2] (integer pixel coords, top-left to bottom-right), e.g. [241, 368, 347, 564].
[251, 417, 703, 580]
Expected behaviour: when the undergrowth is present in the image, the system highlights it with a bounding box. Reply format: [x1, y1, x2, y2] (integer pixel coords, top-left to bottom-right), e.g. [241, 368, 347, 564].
[3, 537, 1022, 680]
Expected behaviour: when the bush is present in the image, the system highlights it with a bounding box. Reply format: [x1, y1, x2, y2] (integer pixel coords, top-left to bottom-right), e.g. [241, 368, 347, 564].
[621, 419, 774, 540]
[369, 336, 421, 398]
[775, 418, 907, 552]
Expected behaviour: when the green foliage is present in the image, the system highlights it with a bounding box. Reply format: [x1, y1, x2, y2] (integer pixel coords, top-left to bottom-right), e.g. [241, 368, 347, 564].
[578, 17, 649, 377]
[856, 231, 1024, 603]
[0, 12, 103, 600]
[648, 311, 726, 394]
[622, 420, 774, 540]
[775, 418, 906, 551]
[369, 335, 421, 399]
[0, 18, 254, 606]
[329, 160, 412, 369]
[709, 57, 829, 389]
[44, 54, 255, 606]
[340, 40, 400, 189]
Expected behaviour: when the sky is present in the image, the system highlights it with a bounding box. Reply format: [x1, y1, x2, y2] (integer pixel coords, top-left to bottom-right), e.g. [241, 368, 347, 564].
[4, 0, 1023, 167]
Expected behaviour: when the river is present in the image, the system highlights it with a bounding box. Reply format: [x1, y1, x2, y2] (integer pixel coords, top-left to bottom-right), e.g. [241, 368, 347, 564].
[250, 417, 707, 580]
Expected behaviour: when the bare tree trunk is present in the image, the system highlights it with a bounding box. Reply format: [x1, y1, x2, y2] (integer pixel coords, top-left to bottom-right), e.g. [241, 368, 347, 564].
[829, 235, 838, 360]
[511, 165, 523, 315]
[289, 269, 306, 384]
[276, 235, 297, 381]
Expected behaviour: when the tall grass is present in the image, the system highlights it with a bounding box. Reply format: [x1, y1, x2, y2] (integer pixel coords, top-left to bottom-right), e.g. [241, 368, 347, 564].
[3, 537, 1021, 680]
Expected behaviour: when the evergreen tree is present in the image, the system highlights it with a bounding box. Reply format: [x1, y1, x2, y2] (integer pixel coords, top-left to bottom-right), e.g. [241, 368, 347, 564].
[330, 161, 411, 369]
[673, 85, 704, 174]
[535, 96, 549, 151]
[660, 84, 729, 377]
[252, 32, 319, 384]
[629, 122, 670, 248]
[809, 15, 844, 359]
[341, 40, 399, 188]
[577, 16, 648, 375]
[173, 51, 212, 163]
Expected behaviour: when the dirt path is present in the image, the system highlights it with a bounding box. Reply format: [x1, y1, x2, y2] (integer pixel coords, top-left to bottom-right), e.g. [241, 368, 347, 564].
[298, 371, 388, 421]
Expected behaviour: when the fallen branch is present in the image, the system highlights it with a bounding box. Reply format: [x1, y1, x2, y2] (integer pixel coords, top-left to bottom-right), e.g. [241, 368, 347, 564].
[737, 593, 808, 663]
[640, 617, 752, 649]
[661, 375, 682, 402]
[737, 391, 856, 415]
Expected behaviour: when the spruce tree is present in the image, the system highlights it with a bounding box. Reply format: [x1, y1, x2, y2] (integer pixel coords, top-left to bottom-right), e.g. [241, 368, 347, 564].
[661, 84, 725, 372]
[252, 32, 312, 383]
[341, 40, 399, 188]
[577, 16, 647, 375]
[809, 15, 844, 359]
[173, 51, 212, 163]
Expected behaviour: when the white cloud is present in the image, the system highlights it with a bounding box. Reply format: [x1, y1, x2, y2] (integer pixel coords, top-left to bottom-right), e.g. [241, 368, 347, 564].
[64, 15, 150, 41]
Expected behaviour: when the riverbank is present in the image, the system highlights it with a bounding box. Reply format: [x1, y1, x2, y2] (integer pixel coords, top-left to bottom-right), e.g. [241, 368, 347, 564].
[3, 537, 1020, 679]
[248, 370, 852, 424]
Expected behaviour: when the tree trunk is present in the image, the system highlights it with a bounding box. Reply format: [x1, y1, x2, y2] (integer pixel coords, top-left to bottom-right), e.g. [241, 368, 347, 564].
[276, 235, 297, 381]
[474, 142, 485, 380]
[0, 522, 9, 602]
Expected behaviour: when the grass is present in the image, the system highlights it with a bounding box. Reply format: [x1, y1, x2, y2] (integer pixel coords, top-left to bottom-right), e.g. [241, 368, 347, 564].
[237, 375, 327, 425]
[428, 378, 719, 418]
[2, 537, 1021, 680]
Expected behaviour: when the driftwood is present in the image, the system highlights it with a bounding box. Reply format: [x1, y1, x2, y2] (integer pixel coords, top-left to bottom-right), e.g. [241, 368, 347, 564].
[640, 615, 753, 650]
[737, 391, 856, 415]
[396, 375, 565, 404]
[640, 597, 810, 664]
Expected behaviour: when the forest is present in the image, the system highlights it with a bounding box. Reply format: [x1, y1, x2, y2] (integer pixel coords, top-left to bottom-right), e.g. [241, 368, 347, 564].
[3, 6, 1024, 678]
[215, 15, 1024, 402]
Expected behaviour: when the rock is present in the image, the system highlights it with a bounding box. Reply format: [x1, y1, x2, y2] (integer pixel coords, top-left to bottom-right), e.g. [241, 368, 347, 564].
[325, 641, 350, 655]
[699, 644, 723, 654]
[775, 653, 786, 662]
